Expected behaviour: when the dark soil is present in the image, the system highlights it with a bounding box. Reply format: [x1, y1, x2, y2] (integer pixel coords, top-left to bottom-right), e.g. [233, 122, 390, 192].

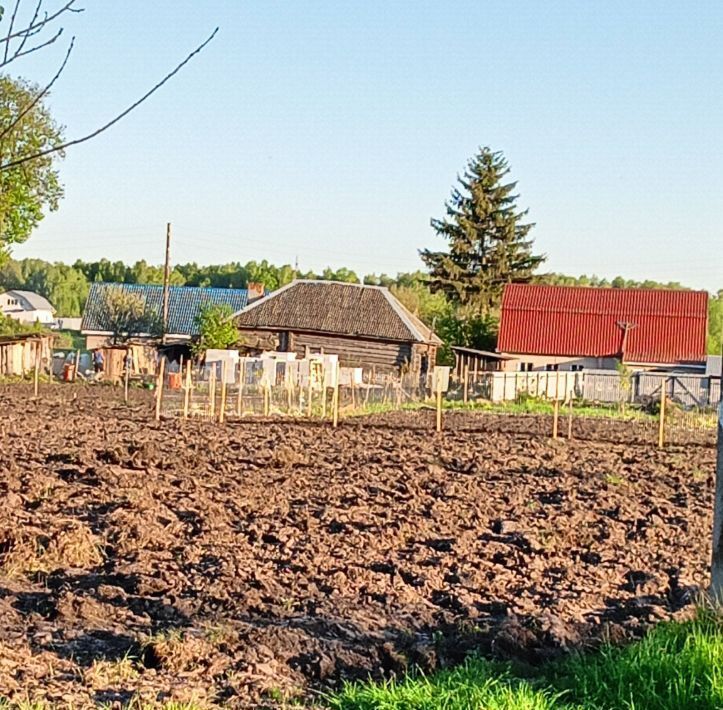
[0, 385, 716, 707]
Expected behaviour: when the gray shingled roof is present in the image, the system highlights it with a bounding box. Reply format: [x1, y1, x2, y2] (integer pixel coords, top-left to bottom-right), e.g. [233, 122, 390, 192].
[233, 280, 441, 344]
[4, 290, 55, 312]
[82, 283, 249, 336]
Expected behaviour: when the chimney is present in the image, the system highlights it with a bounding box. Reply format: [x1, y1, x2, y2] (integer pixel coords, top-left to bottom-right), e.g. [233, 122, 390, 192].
[247, 282, 264, 303]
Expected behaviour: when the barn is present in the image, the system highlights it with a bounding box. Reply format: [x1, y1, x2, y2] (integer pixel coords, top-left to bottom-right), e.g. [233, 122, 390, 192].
[496, 284, 709, 372]
[233, 280, 441, 374]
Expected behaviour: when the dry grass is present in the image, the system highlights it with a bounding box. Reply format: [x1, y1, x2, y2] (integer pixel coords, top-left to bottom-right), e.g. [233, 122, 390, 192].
[0, 522, 104, 577]
[203, 622, 239, 648]
[142, 629, 217, 674]
[84, 654, 141, 689]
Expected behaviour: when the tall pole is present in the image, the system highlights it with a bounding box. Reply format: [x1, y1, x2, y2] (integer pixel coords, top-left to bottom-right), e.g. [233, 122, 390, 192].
[162, 222, 171, 344]
[711, 402, 723, 599]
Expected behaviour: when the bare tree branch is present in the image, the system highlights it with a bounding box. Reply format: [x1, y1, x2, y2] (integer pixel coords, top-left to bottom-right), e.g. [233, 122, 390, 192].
[3, 0, 23, 63]
[0, 27, 219, 171]
[0, 25, 64, 68]
[0, 36, 74, 144]
[0, 0, 81, 68]
[0, 1, 80, 46]
[9, 0, 44, 58]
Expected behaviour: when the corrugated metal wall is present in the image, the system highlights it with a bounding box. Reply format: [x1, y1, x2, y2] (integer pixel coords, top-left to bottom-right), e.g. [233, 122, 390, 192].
[498, 284, 708, 364]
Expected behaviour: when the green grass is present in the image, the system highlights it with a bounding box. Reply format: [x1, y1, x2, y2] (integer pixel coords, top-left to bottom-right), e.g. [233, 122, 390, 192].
[346, 397, 651, 421]
[327, 659, 562, 710]
[326, 613, 723, 710]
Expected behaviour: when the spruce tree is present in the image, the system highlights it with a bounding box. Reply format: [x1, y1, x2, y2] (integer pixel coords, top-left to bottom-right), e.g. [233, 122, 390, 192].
[421, 147, 545, 314]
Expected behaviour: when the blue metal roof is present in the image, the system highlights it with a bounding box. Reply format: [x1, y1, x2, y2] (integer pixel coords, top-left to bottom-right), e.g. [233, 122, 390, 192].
[81, 282, 249, 336]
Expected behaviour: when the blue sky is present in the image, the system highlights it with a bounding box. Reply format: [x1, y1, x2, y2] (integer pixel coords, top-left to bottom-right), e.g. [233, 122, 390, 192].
[9, 1, 723, 290]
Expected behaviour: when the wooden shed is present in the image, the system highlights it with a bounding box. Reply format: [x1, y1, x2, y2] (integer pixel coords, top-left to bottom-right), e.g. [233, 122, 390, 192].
[233, 280, 441, 374]
[0, 333, 53, 377]
[452, 346, 517, 380]
[96, 342, 158, 382]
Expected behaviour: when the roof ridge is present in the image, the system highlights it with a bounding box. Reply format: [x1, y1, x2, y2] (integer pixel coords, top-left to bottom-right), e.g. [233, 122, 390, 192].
[505, 283, 709, 296]
[294, 279, 389, 291]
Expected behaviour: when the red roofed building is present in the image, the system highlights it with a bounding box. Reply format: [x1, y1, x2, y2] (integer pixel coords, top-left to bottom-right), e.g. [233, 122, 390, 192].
[497, 284, 708, 372]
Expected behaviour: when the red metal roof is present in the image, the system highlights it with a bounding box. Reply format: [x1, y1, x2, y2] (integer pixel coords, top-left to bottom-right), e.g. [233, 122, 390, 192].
[498, 284, 708, 365]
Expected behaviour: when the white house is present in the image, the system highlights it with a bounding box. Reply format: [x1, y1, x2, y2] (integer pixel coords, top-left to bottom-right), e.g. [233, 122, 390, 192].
[0, 290, 56, 325]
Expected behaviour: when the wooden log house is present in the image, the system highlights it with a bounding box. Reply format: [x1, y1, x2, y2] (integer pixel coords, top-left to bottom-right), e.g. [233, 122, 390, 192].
[233, 280, 441, 375]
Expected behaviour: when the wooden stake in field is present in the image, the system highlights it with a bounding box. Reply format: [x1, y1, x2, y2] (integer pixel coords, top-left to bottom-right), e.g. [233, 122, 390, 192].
[155, 356, 166, 422]
[463, 364, 469, 405]
[306, 366, 313, 417]
[552, 368, 560, 439]
[567, 396, 573, 439]
[263, 383, 271, 416]
[552, 398, 560, 440]
[124, 348, 130, 403]
[209, 366, 216, 417]
[435, 378, 443, 432]
[183, 360, 192, 419]
[219, 360, 228, 423]
[236, 359, 244, 417]
[332, 362, 340, 427]
[33, 342, 40, 399]
[658, 378, 667, 449]
[73, 348, 80, 382]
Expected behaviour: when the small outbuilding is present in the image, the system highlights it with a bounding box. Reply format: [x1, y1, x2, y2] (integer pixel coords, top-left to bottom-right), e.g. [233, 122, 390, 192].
[233, 280, 441, 374]
[451, 346, 517, 379]
[0, 333, 53, 377]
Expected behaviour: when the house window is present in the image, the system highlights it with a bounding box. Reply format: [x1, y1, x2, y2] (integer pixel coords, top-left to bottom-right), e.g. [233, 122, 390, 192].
[545, 364, 559, 371]
[571, 365, 583, 372]
[519, 362, 533, 372]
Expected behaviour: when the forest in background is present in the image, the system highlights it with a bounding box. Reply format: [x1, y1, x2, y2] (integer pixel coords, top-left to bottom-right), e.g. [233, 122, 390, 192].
[0, 256, 721, 357]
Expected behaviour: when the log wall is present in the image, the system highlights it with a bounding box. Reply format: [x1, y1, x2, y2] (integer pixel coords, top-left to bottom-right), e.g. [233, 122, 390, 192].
[237, 327, 426, 372]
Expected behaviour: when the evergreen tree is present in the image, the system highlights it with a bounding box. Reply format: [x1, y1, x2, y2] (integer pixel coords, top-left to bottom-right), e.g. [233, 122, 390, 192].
[420, 147, 545, 314]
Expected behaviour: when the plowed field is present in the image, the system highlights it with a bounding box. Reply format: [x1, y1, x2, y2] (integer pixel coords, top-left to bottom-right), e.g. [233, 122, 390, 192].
[0, 386, 716, 707]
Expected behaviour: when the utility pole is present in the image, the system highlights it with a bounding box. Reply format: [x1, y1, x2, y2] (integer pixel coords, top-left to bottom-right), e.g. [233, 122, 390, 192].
[162, 222, 171, 344]
[711, 354, 723, 599]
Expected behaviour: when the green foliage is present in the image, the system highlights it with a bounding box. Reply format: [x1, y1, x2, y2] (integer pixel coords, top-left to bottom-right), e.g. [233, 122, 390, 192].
[193, 303, 239, 353]
[708, 290, 723, 356]
[538, 273, 688, 290]
[0, 258, 88, 317]
[421, 147, 545, 314]
[390, 282, 450, 326]
[318, 266, 361, 283]
[435, 307, 498, 363]
[0, 75, 64, 260]
[0, 313, 44, 336]
[328, 612, 723, 710]
[615, 362, 632, 392]
[98, 288, 161, 344]
[387, 276, 498, 363]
